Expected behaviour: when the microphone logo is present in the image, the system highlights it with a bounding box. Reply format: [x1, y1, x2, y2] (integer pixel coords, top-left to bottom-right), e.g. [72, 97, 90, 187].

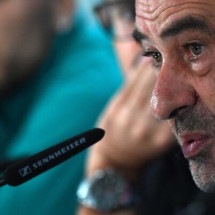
[0, 128, 105, 187]
[18, 166, 32, 177]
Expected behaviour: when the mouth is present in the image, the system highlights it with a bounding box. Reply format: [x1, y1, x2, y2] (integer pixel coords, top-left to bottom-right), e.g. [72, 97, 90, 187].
[180, 132, 211, 159]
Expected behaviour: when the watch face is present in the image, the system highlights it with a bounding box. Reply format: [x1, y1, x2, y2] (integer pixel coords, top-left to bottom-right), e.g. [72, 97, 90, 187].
[88, 169, 133, 212]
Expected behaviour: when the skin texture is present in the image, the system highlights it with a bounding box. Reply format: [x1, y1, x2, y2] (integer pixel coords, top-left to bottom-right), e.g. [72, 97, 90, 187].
[0, 0, 73, 95]
[135, 0, 215, 192]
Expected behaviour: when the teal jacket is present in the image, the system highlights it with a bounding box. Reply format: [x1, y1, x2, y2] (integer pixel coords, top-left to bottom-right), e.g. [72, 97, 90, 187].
[0, 6, 122, 215]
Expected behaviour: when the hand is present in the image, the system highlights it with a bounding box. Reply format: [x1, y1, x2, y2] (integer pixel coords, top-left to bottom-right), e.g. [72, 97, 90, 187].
[86, 58, 175, 178]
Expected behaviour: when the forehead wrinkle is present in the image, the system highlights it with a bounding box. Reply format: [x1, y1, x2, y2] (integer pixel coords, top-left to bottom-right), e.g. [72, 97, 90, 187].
[136, 1, 162, 20]
[136, 1, 215, 45]
[136, 1, 213, 21]
[160, 15, 213, 39]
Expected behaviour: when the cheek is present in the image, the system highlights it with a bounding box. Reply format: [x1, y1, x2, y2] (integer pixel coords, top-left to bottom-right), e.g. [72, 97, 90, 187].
[190, 48, 215, 76]
[195, 73, 215, 115]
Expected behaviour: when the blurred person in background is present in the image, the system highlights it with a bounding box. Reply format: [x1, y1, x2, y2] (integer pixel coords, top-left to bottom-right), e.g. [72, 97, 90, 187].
[0, 0, 122, 215]
[77, 0, 215, 215]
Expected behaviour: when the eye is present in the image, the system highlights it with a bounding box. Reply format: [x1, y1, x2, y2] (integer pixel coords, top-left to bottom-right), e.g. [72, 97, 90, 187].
[184, 42, 205, 60]
[143, 50, 162, 67]
[190, 43, 204, 55]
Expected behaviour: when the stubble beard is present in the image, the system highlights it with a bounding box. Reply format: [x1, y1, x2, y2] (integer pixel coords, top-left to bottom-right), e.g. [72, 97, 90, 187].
[189, 147, 215, 193]
[173, 102, 215, 193]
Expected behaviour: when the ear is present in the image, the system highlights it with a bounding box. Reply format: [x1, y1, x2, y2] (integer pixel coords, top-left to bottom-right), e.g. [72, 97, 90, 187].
[55, 0, 75, 32]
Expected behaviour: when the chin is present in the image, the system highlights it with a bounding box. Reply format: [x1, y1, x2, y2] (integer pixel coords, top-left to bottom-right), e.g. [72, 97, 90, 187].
[189, 158, 215, 193]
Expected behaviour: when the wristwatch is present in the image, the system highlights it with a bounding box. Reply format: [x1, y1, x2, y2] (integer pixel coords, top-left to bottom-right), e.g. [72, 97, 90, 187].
[77, 168, 138, 212]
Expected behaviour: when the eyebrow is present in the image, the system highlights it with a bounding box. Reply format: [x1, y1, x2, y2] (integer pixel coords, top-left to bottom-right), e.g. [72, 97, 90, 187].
[132, 15, 213, 44]
[160, 16, 212, 39]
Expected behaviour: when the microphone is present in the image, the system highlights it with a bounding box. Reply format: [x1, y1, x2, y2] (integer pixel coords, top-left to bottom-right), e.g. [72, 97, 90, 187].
[0, 128, 105, 187]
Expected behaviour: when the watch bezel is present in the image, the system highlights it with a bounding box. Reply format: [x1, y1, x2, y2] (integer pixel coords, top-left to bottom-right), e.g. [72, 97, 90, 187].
[77, 168, 137, 212]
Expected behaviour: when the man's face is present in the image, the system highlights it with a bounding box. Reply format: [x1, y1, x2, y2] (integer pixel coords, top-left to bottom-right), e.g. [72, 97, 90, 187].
[135, 0, 215, 192]
[96, 0, 141, 74]
[0, 0, 57, 94]
[109, 0, 141, 73]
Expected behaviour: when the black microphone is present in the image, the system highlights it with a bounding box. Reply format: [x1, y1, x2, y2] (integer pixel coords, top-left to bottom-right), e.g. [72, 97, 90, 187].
[0, 128, 105, 187]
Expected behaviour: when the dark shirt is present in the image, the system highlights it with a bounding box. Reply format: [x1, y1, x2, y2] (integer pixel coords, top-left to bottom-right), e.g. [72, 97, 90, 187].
[139, 145, 215, 215]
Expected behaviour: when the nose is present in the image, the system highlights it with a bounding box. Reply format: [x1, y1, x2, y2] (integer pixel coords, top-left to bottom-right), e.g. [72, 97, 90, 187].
[151, 62, 197, 120]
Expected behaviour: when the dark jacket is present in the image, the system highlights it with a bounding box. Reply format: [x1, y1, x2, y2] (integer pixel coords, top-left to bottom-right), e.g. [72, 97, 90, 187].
[139, 145, 215, 215]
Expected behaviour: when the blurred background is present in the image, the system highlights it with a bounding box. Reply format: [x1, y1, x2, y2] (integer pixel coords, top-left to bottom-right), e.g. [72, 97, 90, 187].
[0, 0, 122, 214]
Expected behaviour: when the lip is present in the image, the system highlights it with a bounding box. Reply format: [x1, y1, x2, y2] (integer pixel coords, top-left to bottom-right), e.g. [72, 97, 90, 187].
[180, 132, 211, 158]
